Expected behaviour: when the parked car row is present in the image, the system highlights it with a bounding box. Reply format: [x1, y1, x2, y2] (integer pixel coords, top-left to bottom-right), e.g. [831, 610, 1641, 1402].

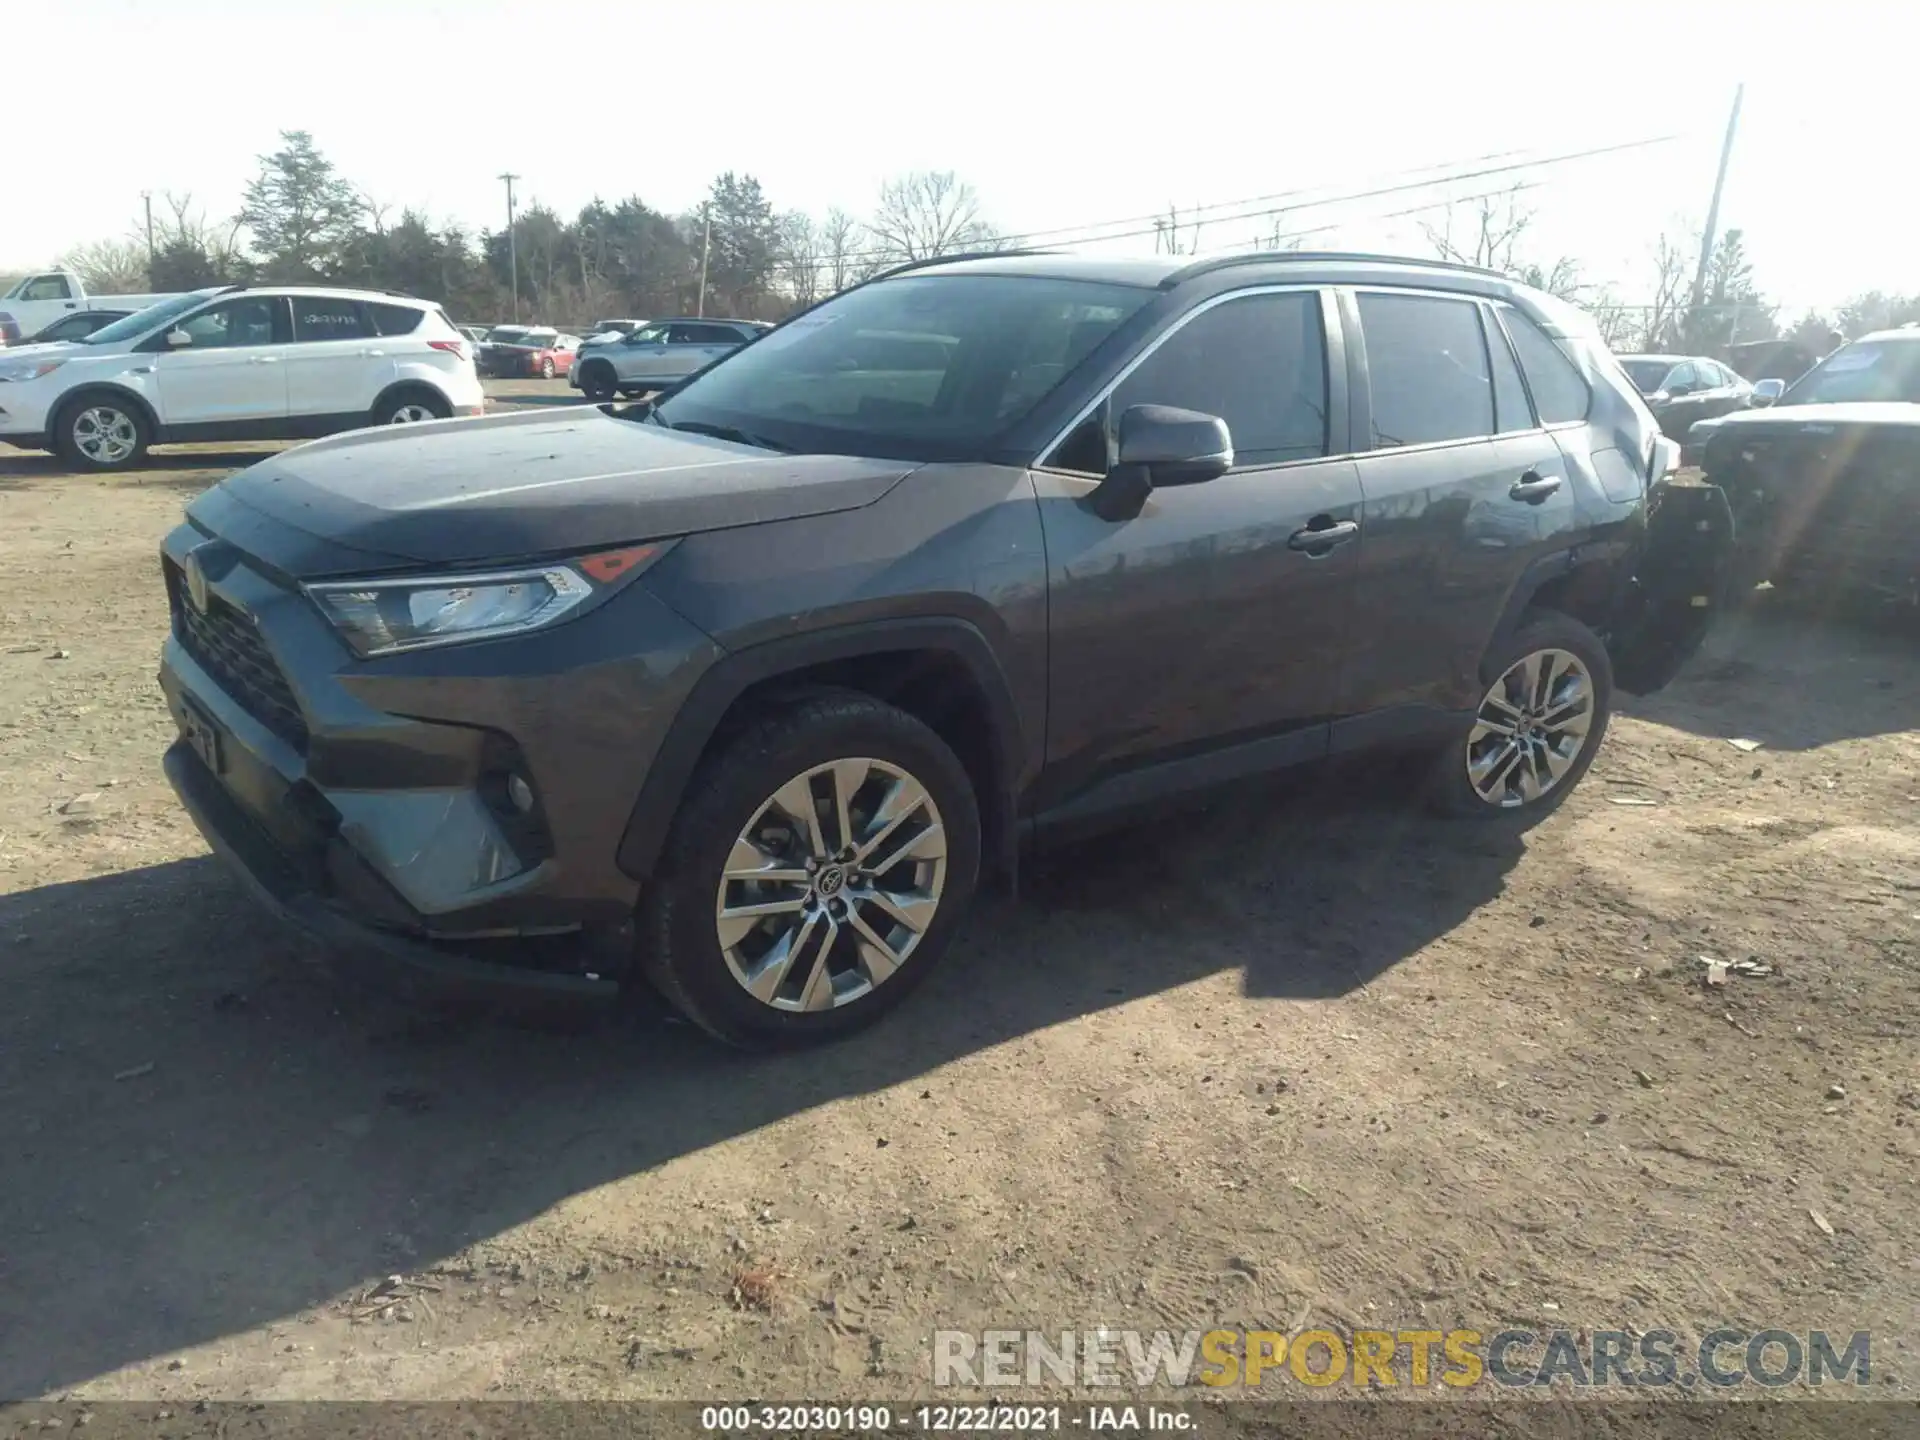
[570, 317, 769, 400]
[475, 325, 581, 379]
[1, 269, 184, 346]
[0, 284, 484, 470]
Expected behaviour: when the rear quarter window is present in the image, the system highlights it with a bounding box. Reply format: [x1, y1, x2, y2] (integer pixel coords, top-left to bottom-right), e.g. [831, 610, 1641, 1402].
[1499, 307, 1592, 425]
[371, 302, 427, 336]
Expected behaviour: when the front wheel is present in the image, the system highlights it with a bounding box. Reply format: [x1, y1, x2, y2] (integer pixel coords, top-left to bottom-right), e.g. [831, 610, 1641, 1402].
[640, 693, 981, 1049]
[53, 395, 150, 472]
[1428, 611, 1613, 825]
[578, 363, 617, 403]
[539, 356, 555, 379]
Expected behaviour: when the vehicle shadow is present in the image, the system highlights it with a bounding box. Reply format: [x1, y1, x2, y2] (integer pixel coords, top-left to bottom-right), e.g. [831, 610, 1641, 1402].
[1619, 592, 1918, 752]
[0, 761, 1516, 1397]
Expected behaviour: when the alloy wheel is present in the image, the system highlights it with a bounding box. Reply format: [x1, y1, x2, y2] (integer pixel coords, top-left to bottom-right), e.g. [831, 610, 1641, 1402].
[714, 757, 948, 1012]
[73, 406, 137, 464]
[387, 404, 436, 424]
[1466, 648, 1596, 808]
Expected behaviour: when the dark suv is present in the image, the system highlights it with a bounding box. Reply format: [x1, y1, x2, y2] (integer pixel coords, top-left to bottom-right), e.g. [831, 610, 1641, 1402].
[157, 251, 1732, 1048]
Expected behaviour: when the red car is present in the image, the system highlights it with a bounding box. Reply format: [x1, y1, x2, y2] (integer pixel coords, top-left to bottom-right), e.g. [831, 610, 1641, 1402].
[476, 326, 578, 379]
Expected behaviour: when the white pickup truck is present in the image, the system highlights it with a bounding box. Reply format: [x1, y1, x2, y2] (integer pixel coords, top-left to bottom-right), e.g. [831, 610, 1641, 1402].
[0, 269, 182, 346]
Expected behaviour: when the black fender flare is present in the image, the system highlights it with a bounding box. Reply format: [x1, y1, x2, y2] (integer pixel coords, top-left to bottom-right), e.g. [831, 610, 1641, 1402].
[614, 617, 1027, 886]
[51, 383, 160, 442]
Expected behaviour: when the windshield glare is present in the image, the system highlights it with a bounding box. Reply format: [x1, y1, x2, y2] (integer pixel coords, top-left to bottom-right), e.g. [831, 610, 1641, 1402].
[651, 275, 1154, 461]
[79, 292, 214, 345]
[1782, 339, 1920, 405]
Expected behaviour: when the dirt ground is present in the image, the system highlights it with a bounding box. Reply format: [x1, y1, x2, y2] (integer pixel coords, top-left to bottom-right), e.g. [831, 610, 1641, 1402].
[1, 387, 1916, 1405]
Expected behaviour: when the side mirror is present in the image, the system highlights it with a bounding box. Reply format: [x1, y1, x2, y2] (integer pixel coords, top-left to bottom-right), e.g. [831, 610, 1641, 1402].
[165, 328, 192, 349]
[1665, 381, 1694, 398]
[1751, 378, 1784, 407]
[1085, 404, 1233, 522]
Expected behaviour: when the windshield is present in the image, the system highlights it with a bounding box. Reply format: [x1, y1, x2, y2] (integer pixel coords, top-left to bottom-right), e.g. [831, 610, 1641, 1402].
[1620, 359, 1673, 393]
[650, 275, 1155, 462]
[1780, 339, 1920, 405]
[78, 292, 213, 345]
[485, 327, 535, 346]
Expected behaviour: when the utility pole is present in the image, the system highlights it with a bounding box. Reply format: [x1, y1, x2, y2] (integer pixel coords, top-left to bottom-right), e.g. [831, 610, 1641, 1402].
[1688, 83, 1745, 321]
[141, 192, 155, 275]
[696, 204, 711, 318]
[498, 172, 521, 321]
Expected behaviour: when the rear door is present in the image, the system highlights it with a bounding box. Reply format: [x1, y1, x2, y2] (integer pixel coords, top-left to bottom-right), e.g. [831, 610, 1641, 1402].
[1338, 287, 1574, 731]
[282, 297, 385, 419]
[149, 295, 291, 426]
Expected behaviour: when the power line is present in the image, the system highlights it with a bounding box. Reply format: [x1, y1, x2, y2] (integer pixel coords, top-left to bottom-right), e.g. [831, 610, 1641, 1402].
[779, 130, 1682, 273]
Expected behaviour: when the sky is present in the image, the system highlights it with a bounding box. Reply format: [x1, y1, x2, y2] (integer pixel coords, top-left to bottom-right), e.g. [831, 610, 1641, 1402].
[2, 0, 1909, 316]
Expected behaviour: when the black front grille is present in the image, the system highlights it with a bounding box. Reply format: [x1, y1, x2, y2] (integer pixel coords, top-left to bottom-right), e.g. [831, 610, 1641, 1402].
[166, 560, 309, 750]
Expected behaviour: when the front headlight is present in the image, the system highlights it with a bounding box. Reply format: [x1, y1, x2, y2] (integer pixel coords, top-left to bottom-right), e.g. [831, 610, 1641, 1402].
[304, 543, 670, 656]
[0, 358, 66, 383]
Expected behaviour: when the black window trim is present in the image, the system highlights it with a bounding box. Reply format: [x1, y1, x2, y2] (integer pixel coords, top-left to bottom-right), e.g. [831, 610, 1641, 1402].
[1477, 298, 1541, 435]
[1034, 283, 1350, 478]
[1343, 283, 1508, 457]
[1489, 301, 1593, 428]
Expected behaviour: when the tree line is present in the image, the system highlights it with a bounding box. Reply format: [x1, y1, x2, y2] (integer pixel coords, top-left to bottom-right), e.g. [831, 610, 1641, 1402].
[36, 132, 1920, 352]
[48, 131, 1002, 327]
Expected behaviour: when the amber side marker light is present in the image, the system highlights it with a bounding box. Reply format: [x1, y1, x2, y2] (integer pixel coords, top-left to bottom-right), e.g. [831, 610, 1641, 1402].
[580, 544, 662, 584]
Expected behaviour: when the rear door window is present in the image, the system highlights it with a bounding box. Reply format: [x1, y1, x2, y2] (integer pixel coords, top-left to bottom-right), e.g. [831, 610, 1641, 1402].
[292, 297, 374, 342]
[1483, 306, 1536, 433]
[1357, 291, 1494, 447]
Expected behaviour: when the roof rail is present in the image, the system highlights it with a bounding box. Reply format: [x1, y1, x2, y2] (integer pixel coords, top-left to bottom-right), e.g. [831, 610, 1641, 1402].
[1159, 250, 1507, 289]
[869, 247, 1059, 282]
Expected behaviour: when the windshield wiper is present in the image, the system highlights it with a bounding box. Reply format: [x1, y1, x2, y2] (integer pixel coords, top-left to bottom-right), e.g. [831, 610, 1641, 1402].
[654, 417, 794, 453]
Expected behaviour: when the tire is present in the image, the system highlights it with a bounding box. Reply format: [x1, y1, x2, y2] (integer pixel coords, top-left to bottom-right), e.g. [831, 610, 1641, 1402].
[540, 357, 555, 380]
[1427, 610, 1613, 825]
[371, 389, 451, 426]
[639, 692, 982, 1050]
[579, 363, 617, 403]
[53, 393, 150, 472]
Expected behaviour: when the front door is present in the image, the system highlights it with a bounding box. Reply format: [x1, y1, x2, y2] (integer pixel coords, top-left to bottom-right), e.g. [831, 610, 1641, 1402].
[150, 296, 290, 428]
[1034, 288, 1363, 812]
[282, 296, 387, 420]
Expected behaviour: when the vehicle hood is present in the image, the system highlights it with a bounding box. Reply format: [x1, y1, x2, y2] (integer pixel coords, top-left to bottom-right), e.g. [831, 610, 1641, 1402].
[188, 407, 916, 577]
[1693, 402, 1920, 441]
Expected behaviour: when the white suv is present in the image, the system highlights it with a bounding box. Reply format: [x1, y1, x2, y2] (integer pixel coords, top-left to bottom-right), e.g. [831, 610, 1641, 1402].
[0, 285, 486, 471]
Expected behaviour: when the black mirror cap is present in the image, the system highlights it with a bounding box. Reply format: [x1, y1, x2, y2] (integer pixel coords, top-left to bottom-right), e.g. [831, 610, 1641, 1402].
[1116, 403, 1233, 486]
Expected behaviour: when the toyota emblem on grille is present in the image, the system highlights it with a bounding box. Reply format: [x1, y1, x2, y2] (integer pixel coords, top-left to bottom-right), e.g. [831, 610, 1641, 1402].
[183, 545, 211, 613]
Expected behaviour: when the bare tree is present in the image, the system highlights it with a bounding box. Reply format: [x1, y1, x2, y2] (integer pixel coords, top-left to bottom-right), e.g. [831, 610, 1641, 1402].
[1421, 185, 1533, 271]
[818, 207, 864, 294]
[1641, 229, 1692, 350]
[59, 238, 149, 293]
[867, 171, 996, 264]
[779, 212, 823, 308]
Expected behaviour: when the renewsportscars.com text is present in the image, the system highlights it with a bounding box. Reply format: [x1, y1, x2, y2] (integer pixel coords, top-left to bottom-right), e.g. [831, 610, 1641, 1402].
[933, 1327, 1871, 1390]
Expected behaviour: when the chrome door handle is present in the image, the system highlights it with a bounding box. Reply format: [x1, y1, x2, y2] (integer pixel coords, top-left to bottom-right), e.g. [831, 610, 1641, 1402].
[358, 349, 386, 357]
[1288, 518, 1360, 553]
[1509, 472, 1562, 504]
[248, 355, 280, 365]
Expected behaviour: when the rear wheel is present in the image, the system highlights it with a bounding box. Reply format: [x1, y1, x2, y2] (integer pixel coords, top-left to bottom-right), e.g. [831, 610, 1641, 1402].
[579, 362, 617, 403]
[539, 356, 555, 379]
[372, 389, 450, 426]
[640, 693, 981, 1049]
[1428, 611, 1612, 825]
[53, 394, 150, 472]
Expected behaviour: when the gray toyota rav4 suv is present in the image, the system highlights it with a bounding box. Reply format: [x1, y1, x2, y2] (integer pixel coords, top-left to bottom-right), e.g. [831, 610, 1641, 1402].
[158, 251, 1732, 1048]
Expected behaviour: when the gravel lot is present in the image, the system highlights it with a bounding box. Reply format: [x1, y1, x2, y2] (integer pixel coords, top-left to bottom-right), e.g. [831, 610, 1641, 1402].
[1, 382, 1915, 1404]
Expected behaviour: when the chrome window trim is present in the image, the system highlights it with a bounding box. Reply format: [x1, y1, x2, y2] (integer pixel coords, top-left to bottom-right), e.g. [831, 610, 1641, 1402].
[1034, 284, 1339, 474]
